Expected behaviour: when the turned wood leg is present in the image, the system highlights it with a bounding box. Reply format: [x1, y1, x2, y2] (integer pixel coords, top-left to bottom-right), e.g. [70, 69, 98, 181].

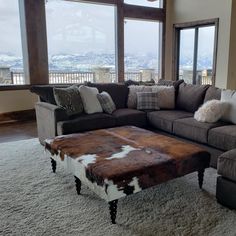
[51, 158, 56, 173]
[74, 176, 81, 195]
[198, 168, 205, 189]
[109, 200, 118, 224]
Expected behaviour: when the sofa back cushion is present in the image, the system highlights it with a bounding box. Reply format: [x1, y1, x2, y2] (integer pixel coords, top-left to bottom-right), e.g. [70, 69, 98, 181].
[221, 89, 236, 124]
[31, 85, 69, 104]
[204, 86, 221, 103]
[176, 83, 209, 112]
[85, 82, 129, 109]
[157, 79, 184, 89]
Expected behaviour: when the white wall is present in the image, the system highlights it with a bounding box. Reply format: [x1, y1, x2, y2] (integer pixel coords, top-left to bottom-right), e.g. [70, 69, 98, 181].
[0, 90, 38, 113]
[165, 0, 233, 89]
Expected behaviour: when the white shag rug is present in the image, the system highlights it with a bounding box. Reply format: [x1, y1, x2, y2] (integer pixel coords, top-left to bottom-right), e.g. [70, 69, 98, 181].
[0, 139, 236, 236]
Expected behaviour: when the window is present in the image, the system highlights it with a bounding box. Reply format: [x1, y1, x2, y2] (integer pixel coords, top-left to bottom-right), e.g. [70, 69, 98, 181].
[124, 0, 162, 8]
[0, 0, 25, 85]
[175, 19, 218, 85]
[124, 19, 161, 81]
[46, 0, 116, 84]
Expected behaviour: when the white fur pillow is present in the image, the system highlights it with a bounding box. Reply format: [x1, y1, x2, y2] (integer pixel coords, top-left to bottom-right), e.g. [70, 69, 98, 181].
[194, 100, 228, 123]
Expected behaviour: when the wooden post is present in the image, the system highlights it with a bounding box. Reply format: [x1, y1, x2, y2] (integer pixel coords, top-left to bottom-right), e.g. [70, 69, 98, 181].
[19, 0, 49, 85]
[116, 0, 125, 83]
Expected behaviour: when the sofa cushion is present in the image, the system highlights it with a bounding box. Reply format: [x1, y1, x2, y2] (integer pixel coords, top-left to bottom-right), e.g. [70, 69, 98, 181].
[97, 91, 116, 114]
[177, 83, 209, 112]
[221, 89, 236, 124]
[152, 86, 175, 109]
[208, 125, 236, 151]
[127, 85, 152, 108]
[173, 117, 226, 144]
[31, 85, 69, 104]
[124, 79, 155, 86]
[194, 100, 228, 123]
[204, 86, 221, 103]
[136, 92, 160, 111]
[85, 83, 129, 109]
[79, 85, 103, 114]
[53, 85, 84, 116]
[57, 113, 116, 135]
[147, 110, 193, 133]
[112, 108, 147, 127]
[218, 149, 236, 182]
[157, 79, 184, 89]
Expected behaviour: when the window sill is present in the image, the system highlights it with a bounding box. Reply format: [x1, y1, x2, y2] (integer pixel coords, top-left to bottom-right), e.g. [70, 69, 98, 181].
[0, 85, 31, 91]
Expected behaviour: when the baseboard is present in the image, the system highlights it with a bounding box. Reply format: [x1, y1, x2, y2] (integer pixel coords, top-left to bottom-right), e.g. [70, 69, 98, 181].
[0, 109, 36, 123]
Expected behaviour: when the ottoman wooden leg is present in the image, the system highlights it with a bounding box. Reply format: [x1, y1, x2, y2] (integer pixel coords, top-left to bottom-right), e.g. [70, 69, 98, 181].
[74, 176, 81, 195]
[51, 158, 56, 173]
[109, 200, 118, 224]
[198, 168, 205, 189]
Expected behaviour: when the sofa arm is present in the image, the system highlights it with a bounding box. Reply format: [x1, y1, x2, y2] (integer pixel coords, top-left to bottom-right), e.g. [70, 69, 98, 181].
[35, 102, 68, 145]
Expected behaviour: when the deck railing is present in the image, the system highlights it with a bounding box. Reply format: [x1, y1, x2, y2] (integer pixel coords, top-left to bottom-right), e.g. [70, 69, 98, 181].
[9, 71, 151, 85]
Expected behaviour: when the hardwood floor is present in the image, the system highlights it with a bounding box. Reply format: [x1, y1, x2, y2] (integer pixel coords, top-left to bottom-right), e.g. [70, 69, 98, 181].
[0, 120, 37, 143]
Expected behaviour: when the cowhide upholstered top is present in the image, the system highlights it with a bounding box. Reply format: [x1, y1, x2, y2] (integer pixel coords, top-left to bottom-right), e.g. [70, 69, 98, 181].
[45, 126, 210, 201]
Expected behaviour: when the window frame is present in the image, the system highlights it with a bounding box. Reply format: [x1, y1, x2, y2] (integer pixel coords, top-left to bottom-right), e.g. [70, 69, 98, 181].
[0, 0, 166, 90]
[173, 18, 219, 85]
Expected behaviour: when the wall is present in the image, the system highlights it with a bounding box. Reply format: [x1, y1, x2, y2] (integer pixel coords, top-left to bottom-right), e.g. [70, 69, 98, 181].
[165, 0, 233, 89]
[0, 90, 38, 114]
[227, 0, 236, 89]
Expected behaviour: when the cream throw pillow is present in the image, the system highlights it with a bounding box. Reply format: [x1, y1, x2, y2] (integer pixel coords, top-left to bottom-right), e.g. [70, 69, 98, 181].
[194, 99, 228, 123]
[152, 86, 175, 109]
[79, 85, 103, 114]
[221, 89, 236, 124]
[127, 85, 175, 109]
[127, 85, 152, 108]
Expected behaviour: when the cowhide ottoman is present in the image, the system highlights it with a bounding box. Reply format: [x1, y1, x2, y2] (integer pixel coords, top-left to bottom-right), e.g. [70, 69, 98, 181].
[45, 126, 210, 224]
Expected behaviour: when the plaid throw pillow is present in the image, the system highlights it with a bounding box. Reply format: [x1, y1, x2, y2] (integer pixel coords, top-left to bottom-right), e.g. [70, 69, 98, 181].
[97, 91, 116, 114]
[136, 92, 160, 111]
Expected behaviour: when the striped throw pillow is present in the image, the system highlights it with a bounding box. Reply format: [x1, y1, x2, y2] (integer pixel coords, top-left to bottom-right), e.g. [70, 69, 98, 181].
[97, 91, 116, 114]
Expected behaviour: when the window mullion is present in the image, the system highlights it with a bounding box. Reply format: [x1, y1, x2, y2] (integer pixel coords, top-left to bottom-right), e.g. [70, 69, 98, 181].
[193, 27, 199, 85]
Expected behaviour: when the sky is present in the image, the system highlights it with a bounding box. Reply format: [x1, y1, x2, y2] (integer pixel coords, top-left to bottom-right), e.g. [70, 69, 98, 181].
[0, 0, 213, 59]
[0, 0, 160, 57]
[0, 0, 22, 56]
[46, 0, 160, 56]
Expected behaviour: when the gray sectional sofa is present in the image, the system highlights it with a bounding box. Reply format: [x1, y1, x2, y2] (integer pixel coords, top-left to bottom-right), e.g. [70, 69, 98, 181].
[31, 81, 236, 209]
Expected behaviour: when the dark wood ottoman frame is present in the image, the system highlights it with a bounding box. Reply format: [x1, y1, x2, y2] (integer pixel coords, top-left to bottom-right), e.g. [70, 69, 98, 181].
[46, 126, 210, 224]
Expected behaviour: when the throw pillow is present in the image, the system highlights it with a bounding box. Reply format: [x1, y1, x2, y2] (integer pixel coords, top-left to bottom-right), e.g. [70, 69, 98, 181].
[97, 91, 116, 114]
[136, 92, 160, 111]
[152, 86, 175, 109]
[79, 85, 103, 114]
[221, 89, 236, 124]
[53, 85, 83, 116]
[127, 85, 152, 108]
[194, 99, 228, 123]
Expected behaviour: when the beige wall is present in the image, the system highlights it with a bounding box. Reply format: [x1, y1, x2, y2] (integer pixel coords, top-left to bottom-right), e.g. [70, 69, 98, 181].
[227, 0, 236, 89]
[0, 90, 38, 114]
[165, 0, 233, 89]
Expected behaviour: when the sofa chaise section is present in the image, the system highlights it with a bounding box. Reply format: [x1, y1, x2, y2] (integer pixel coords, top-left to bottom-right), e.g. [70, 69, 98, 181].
[208, 125, 236, 151]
